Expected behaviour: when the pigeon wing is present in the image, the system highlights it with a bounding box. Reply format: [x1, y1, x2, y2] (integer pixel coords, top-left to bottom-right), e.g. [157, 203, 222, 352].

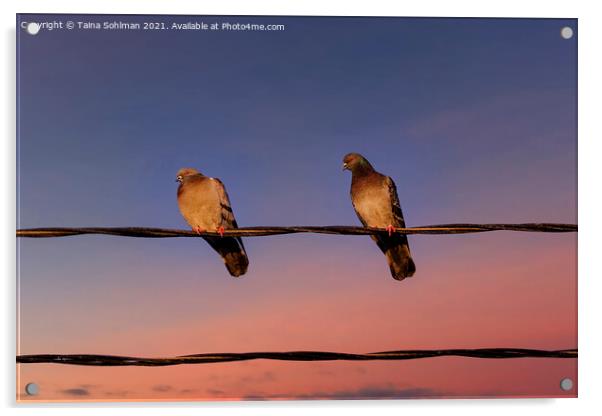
[211, 177, 240, 229]
[385, 176, 407, 228]
[203, 178, 249, 277]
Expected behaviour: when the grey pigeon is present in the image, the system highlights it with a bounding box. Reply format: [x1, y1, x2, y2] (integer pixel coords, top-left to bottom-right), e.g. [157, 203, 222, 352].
[176, 168, 249, 277]
[343, 153, 416, 280]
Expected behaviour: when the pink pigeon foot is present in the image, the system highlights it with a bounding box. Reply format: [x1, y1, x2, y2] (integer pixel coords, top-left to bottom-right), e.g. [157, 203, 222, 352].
[217, 226, 225, 237]
[194, 226, 206, 235]
[386, 225, 396, 237]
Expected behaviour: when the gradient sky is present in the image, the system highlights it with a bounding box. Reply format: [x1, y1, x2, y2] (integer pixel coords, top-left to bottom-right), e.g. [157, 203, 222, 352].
[16, 14, 577, 401]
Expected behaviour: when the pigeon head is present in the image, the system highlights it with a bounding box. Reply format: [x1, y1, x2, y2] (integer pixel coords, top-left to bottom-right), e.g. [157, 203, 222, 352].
[342, 153, 374, 173]
[176, 167, 202, 183]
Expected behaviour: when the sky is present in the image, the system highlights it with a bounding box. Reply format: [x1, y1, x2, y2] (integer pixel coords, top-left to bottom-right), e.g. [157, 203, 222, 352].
[16, 14, 577, 401]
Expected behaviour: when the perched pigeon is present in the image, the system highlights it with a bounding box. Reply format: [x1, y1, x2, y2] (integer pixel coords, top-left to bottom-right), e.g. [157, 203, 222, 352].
[176, 168, 249, 277]
[343, 153, 416, 280]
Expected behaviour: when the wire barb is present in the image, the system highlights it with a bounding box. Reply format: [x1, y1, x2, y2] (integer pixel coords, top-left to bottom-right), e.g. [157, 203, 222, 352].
[16, 223, 577, 238]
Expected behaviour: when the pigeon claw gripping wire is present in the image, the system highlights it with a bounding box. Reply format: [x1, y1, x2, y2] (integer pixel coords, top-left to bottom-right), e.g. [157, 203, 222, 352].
[386, 225, 396, 237]
[217, 226, 225, 237]
[194, 226, 206, 235]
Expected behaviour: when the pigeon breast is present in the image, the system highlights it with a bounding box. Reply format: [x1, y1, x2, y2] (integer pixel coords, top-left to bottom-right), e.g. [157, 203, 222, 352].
[351, 175, 396, 228]
[178, 176, 222, 230]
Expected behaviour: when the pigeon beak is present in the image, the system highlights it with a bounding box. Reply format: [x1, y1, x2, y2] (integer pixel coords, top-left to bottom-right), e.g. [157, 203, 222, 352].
[342, 163, 348, 171]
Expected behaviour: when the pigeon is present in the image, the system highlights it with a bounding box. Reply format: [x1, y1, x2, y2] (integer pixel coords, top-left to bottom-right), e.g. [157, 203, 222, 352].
[176, 167, 249, 277]
[342, 153, 416, 280]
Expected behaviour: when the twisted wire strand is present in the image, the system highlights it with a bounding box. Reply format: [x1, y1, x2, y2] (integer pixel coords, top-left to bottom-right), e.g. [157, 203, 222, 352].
[16, 223, 577, 238]
[16, 224, 578, 367]
[16, 348, 577, 367]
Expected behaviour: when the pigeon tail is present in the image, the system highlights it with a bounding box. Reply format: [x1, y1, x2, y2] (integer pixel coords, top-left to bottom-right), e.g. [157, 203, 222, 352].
[222, 250, 249, 277]
[384, 244, 416, 280]
[371, 234, 416, 280]
[204, 237, 249, 277]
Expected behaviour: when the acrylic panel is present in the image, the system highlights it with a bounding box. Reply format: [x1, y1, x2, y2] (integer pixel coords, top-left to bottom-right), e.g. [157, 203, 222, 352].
[16, 14, 577, 402]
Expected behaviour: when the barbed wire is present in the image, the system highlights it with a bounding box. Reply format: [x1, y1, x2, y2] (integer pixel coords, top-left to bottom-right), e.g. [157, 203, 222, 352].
[16, 223, 577, 238]
[16, 348, 577, 367]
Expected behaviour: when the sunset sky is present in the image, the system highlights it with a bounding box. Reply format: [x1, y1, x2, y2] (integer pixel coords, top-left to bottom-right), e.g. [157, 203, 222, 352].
[16, 14, 577, 401]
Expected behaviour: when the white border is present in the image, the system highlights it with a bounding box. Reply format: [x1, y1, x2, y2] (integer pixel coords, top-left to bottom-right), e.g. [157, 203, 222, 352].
[3, 1, 601, 415]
